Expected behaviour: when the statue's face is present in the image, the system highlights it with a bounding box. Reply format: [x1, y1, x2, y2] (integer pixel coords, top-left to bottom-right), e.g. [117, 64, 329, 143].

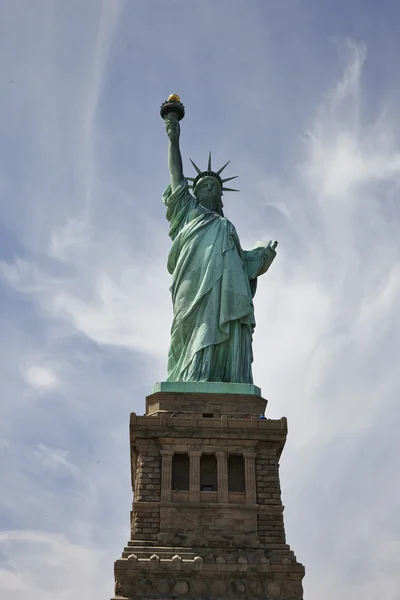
[195, 177, 222, 212]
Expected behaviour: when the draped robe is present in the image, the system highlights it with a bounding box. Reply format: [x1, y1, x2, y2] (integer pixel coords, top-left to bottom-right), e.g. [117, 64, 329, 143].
[163, 179, 276, 383]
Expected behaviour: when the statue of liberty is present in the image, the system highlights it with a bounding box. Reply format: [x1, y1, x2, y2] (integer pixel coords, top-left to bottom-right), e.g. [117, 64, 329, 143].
[161, 96, 277, 384]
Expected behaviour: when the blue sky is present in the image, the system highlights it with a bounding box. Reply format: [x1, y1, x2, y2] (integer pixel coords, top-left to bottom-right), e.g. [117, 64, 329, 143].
[1, 1, 400, 598]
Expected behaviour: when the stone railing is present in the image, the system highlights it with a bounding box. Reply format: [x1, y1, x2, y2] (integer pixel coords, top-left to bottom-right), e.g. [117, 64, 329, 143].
[131, 413, 287, 432]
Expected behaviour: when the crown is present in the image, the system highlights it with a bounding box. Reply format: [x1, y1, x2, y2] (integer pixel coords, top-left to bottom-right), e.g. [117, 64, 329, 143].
[187, 152, 239, 193]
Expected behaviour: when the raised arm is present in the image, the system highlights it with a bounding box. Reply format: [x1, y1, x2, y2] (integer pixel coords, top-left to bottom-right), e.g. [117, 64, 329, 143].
[165, 114, 184, 193]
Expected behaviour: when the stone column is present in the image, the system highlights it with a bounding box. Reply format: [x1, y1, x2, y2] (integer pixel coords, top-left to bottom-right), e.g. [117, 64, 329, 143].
[216, 451, 228, 503]
[161, 450, 173, 501]
[244, 451, 257, 505]
[189, 451, 201, 502]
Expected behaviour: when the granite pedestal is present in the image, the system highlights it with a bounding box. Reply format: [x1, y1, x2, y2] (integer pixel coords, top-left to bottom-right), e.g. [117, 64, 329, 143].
[112, 383, 305, 599]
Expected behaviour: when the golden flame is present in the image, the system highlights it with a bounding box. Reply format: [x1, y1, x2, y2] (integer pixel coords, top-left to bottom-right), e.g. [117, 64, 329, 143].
[167, 94, 181, 103]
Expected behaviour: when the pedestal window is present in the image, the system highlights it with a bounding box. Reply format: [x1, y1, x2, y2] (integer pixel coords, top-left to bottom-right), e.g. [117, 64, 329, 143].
[172, 453, 190, 490]
[200, 454, 218, 491]
[228, 454, 246, 492]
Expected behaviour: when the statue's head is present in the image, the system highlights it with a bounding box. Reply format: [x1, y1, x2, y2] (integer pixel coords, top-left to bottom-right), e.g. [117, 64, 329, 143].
[194, 176, 223, 214]
[188, 152, 239, 215]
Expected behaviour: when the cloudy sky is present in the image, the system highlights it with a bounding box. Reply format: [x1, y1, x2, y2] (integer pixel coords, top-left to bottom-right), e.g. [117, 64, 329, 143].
[1, 1, 400, 598]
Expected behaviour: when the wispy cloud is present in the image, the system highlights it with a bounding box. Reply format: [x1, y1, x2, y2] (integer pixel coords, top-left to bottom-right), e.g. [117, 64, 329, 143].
[1, 215, 171, 359]
[0, 530, 108, 599]
[23, 365, 59, 391]
[250, 40, 400, 600]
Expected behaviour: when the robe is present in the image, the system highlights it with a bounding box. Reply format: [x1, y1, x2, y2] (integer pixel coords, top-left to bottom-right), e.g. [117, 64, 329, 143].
[163, 179, 276, 383]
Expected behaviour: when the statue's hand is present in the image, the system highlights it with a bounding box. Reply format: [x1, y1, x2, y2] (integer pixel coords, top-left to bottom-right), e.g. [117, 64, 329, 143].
[165, 113, 180, 143]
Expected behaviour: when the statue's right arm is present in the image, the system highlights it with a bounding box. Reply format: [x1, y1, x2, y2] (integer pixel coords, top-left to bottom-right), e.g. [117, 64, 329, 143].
[166, 115, 184, 193]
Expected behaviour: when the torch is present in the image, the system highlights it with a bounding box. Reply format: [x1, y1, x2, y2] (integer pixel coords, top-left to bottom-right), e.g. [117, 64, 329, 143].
[160, 94, 185, 121]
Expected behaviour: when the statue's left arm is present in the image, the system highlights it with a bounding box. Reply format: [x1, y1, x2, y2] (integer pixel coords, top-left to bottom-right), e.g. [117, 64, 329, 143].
[244, 241, 278, 280]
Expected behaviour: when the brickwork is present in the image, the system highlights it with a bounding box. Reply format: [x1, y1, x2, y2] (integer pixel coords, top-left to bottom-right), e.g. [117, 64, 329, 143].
[131, 508, 160, 541]
[133, 451, 161, 503]
[255, 452, 283, 506]
[257, 511, 286, 545]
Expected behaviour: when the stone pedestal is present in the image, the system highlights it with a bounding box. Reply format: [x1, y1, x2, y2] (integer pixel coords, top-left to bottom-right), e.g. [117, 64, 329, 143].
[112, 384, 305, 599]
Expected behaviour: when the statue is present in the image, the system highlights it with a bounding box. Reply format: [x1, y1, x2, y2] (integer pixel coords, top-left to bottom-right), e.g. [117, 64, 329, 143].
[161, 95, 277, 384]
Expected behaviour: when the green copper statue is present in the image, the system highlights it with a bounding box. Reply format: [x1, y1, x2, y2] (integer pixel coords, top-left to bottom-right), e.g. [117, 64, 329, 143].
[161, 95, 277, 384]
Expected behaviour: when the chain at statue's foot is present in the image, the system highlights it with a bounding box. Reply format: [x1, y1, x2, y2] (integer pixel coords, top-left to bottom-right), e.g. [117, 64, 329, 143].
[111, 384, 305, 599]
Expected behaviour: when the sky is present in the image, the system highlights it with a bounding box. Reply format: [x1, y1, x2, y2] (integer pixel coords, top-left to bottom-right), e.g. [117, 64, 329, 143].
[0, 0, 400, 598]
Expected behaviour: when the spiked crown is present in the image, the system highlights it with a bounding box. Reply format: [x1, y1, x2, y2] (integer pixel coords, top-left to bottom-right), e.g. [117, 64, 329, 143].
[187, 152, 239, 194]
